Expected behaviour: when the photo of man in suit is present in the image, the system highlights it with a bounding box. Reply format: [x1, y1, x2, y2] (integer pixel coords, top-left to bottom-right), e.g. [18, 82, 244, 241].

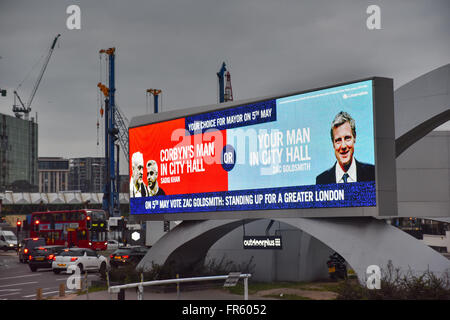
[316, 111, 375, 184]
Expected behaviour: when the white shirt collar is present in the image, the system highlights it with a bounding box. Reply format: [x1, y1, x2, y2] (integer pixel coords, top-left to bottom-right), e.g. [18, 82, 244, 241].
[335, 157, 357, 183]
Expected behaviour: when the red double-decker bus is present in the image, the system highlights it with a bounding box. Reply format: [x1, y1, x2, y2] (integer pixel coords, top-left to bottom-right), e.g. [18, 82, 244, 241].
[29, 209, 108, 251]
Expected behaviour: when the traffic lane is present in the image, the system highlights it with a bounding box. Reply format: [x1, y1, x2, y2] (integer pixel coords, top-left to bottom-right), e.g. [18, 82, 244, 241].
[0, 251, 39, 299]
[0, 251, 100, 300]
[19, 269, 76, 300]
[0, 251, 26, 278]
[13, 269, 100, 300]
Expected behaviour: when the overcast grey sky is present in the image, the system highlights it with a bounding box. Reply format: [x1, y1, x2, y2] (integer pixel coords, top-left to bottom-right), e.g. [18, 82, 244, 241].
[0, 0, 449, 174]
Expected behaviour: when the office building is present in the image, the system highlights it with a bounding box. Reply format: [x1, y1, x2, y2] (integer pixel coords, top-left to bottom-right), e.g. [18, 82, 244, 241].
[38, 157, 69, 193]
[0, 113, 38, 192]
[69, 157, 106, 193]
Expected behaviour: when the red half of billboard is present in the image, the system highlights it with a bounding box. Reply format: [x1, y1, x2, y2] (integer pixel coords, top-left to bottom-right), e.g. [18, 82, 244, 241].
[129, 117, 228, 196]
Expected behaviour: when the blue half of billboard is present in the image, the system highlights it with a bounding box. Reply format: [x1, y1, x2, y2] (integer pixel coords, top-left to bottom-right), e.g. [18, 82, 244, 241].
[129, 79, 376, 215]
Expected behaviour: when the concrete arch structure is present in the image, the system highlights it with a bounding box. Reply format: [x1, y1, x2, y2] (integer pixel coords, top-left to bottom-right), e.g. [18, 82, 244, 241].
[396, 109, 450, 157]
[138, 219, 249, 271]
[395, 64, 450, 218]
[394, 63, 450, 139]
[395, 64, 450, 157]
[138, 217, 450, 282]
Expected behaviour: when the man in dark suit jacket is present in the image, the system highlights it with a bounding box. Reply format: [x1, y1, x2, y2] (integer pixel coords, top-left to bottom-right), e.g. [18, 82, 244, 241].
[316, 111, 375, 184]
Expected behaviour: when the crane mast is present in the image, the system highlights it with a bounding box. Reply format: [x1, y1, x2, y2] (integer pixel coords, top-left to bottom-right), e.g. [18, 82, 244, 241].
[98, 48, 121, 218]
[98, 82, 129, 163]
[217, 62, 227, 103]
[146, 88, 162, 113]
[224, 71, 233, 102]
[114, 104, 129, 162]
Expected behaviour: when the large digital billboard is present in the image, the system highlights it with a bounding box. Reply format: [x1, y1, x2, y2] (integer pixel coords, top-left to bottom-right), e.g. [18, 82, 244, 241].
[129, 78, 397, 219]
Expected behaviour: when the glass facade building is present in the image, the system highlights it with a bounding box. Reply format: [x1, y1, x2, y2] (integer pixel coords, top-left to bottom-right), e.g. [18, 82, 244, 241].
[0, 113, 38, 191]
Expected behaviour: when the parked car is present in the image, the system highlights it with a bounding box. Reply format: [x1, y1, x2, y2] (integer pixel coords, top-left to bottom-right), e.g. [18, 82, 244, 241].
[28, 245, 66, 272]
[0, 230, 18, 251]
[18, 238, 46, 263]
[109, 246, 149, 268]
[106, 239, 123, 251]
[52, 248, 108, 275]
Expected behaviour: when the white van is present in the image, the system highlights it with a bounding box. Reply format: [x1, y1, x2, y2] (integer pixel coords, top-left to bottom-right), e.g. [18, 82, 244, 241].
[0, 230, 18, 251]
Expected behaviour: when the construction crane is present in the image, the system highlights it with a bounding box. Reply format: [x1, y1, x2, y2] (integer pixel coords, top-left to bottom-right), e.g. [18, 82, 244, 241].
[13, 34, 60, 119]
[224, 71, 234, 102]
[98, 82, 129, 163]
[146, 89, 162, 113]
[98, 47, 121, 218]
[217, 62, 234, 103]
[114, 103, 129, 162]
[217, 62, 227, 103]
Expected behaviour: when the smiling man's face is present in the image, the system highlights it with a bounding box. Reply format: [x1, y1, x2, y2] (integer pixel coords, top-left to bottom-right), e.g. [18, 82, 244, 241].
[332, 121, 355, 171]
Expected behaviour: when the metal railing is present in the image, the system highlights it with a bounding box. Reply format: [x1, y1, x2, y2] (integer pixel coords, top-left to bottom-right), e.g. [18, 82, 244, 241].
[108, 273, 252, 300]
